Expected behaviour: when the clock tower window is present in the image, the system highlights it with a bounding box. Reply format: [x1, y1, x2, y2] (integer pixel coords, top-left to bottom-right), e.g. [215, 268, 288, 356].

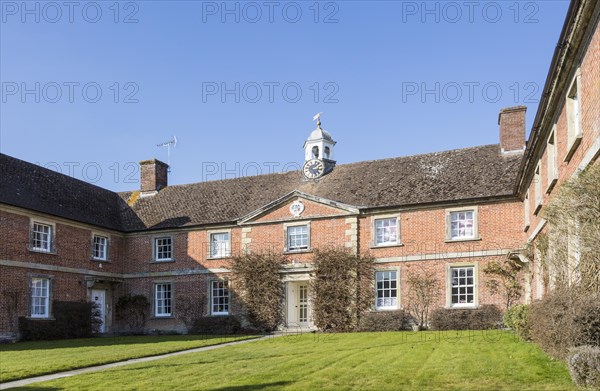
[312, 146, 319, 159]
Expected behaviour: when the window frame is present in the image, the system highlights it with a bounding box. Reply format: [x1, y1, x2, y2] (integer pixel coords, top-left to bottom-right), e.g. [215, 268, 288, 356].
[534, 163, 542, 214]
[546, 127, 558, 193]
[374, 269, 400, 311]
[29, 220, 55, 253]
[284, 222, 311, 253]
[154, 282, 173, 318]
[91, 234, 109, 261]
[371, 215, 401, 247]
[446, 263, 478, 308]
[207, 229, 232, 259]
[445, 207, 479, 242]
[30, 276, 52, 319]
[524, 190, 531, 232]
[153, 236, 174, 262]
[210, 279, 230, 316]
[564, 69, 582, 162]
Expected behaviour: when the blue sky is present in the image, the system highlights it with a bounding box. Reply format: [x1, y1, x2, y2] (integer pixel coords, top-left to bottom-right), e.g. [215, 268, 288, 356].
[1, 1, 570, 191]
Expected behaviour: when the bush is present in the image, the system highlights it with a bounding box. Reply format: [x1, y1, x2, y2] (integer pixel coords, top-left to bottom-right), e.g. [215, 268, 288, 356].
[430, 305, 502, 331]
[191, 316, 241, 335]
[357, 310, 408, 332]
[115, 294, 150, 334]
[231, 252, 284, 331]
[528, 292, 600, 360]
[567, 345, 600, 389]
[503, 304, 530, 340]
[19, 301, 98, 341]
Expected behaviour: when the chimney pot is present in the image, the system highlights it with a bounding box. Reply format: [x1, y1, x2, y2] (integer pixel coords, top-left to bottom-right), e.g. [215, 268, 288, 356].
[498, 106, 527, 153]
[139, 159, 169, 193]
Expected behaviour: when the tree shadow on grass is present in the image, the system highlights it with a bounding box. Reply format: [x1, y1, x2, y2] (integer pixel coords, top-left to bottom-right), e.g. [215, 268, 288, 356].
[209, 381, 292, 390]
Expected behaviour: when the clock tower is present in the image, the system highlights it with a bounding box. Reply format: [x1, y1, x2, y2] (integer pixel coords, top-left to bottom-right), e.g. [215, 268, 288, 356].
[303, 113, 336, 179]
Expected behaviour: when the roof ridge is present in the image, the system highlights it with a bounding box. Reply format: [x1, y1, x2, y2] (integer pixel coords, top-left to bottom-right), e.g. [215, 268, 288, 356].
[118, 144, 501, 193]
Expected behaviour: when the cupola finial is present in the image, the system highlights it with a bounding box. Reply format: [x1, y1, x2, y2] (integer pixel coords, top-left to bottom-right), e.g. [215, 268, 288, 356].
[313, 112, 322, 128]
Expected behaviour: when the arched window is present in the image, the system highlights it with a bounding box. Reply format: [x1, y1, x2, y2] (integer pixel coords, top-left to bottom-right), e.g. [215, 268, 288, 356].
[312, 146, 319, 159]
[324, 146, 331, 159]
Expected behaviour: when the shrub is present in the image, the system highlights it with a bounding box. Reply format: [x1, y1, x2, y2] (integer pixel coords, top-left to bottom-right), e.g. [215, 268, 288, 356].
[528, 292, 600, 360]
[567, 345, 600, 389]
[405, 266, 440, 329]
[175, 295, 206, 333]
[311, 248, 374, 332]
[503, 304, 530, 340]
[19, 301, 98, 341]
[430, 305, 502, 331]
[482, 258, 523, 309]
[357, 310, 407, 332]
[231, 252, 284, 331]
[191, 316, 241, 335]
[115, 294, 150, 334]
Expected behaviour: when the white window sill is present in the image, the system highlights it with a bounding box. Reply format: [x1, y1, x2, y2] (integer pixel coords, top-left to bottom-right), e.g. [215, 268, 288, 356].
[28, 248, 57, 255]
[375, 307, 400, 311]
[210, 312, 230, 316]
[152, 259, 175, 263]
[564, 135, 582, 162]
[28, 316, 53, 320]
[447, 305, 478, 309]
[91, 258, 110, 262]
[546, 177, 558, 194]
[152, 315, 174, 319]
[207, 255, 232, 260]
[370, 242, 404, 249]
[444, 237, 481, 243]
[284, 249, 311, 254]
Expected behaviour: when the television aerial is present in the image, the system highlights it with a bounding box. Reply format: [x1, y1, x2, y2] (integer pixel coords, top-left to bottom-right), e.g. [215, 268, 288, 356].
[156, 135, 177, 171]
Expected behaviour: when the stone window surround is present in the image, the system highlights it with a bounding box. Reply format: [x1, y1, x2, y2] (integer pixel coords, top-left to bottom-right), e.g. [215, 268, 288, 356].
[283, 221, 311, 254]
[374, 266, 401, 311]
[445, 262, 479, 309]
[206, 228, 232, 260]
[444, 206, 480, 242]
[28, 218, 57, 255]
[370, 213, 402, 248]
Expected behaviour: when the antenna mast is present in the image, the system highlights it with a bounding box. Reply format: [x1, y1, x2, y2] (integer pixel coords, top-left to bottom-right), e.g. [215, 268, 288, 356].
[156, 135, 177, 171]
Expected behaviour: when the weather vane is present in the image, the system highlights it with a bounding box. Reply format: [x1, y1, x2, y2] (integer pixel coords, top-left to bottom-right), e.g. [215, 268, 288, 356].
[313, 112, 322, 128]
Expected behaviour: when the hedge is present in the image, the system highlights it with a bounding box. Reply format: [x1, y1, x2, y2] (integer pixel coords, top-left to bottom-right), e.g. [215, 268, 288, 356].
[357, 310, 408, 332]
[430, 305, 502, 330]
[191, 316, 241, 335]
[19, 301, 99, 341]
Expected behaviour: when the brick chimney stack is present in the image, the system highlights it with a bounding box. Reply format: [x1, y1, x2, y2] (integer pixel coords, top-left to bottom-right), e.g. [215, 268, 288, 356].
[140, 159, 169, 193]
[498, 106, 527, 153]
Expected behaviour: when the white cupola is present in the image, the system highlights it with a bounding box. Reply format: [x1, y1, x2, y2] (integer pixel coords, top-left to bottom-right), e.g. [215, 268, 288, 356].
[303, 113, 336, 162]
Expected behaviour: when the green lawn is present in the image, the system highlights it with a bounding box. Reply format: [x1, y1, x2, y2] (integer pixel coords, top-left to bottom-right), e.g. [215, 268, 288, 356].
[12, 331, 575, 390]
[0, 334, 254, 383]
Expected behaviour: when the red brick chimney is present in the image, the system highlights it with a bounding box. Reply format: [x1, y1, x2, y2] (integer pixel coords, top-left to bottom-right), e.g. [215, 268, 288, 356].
[498, 106, 526, 153]
[140, 159, 169, 193]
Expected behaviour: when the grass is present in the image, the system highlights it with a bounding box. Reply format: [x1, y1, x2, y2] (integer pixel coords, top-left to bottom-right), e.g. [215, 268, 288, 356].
[0, 334, 255, 383]
[12, 330, 575, 390]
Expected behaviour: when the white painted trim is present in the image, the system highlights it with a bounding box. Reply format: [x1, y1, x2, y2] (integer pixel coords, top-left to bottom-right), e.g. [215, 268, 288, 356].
[577, 135, 600, 172]
[237, 190, 359, 224]
[0, 259, 229, 279]
[527, 219, 547, 243]
[375, 249, 511, 264]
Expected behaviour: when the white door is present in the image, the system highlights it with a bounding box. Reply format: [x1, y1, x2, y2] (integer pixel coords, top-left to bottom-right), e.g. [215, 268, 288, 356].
[286, 282, 310, 327]
[91, 289, 106, 333]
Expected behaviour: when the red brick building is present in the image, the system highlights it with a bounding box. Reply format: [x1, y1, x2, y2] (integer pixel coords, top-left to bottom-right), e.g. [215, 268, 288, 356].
[1, 0, 598, 338]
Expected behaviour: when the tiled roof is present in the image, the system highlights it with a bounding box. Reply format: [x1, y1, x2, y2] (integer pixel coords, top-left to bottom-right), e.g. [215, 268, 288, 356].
[1, 144, 522, 232]
[0, 153, 130, 230]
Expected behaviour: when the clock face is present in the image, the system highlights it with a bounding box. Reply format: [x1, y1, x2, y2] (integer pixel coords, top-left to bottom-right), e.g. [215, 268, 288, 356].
[303, 159, 325, 179]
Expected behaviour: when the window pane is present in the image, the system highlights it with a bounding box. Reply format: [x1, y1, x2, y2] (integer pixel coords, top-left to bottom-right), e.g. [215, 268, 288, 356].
[450, 267, 475, 307]
[375, 271, 398, 309]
